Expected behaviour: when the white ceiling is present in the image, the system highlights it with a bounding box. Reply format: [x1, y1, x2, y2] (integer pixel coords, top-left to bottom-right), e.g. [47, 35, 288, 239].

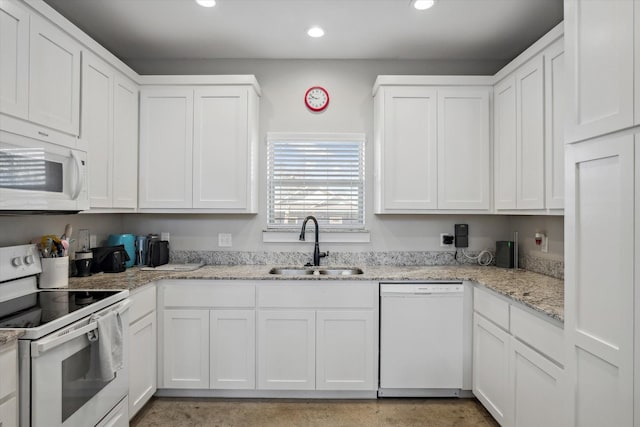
[43, 0, 563, 62]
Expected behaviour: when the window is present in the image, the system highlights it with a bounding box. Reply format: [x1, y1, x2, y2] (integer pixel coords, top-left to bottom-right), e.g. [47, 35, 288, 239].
[267, 133, 365, 230]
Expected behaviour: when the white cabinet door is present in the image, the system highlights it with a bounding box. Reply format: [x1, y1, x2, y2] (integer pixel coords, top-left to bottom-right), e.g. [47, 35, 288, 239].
[112, 74, 138, 209]
[210, 309, 255, 390]
[129, 311, 156, 419]
[378, 86, 437, 211]
[257, 310, 315, 390]
[544, 39, 565, 210]
[0, 396, 17, 427]
[510, 338, 564, 427]
[28, 14, 80, 135]
[564, 0, 634, 143]
[437, 88, 490, 210]
[193, 87, 249, 210]
[515, 56, 544, 210]
[316, 310, 375, 391]
[0, 0, 28, 119]
[565, 134, 635, 426]
[139, 89, 193, 208]
[162, 309, 209, 389]
[473, 313, 510, 426]
[494, 76, 517, 210]
[82, 54, 114, 208]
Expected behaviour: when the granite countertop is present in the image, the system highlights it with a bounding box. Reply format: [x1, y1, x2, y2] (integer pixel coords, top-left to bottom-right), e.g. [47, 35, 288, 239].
[1, 264, 563, 346]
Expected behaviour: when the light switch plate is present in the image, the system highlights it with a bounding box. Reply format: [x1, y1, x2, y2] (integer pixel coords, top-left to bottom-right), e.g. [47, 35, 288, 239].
[218, 233, 232, 247]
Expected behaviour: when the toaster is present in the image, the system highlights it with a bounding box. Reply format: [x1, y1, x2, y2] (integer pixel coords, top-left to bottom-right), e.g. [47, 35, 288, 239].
[90, 245, 130, 273]
[147, 240, 169, 267]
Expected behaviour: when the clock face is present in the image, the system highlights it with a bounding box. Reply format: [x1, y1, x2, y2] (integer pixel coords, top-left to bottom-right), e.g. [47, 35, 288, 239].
[305, 86, 329, 111]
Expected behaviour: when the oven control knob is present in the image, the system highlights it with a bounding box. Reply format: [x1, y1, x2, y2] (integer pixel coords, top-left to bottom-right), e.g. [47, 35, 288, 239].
[11, 257, 23, 267]
[24, 255, 35, 265]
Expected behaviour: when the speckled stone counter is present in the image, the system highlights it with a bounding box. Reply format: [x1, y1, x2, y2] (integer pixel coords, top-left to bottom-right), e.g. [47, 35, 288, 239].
[68, 265, 564, 322]
[0, 330, 24, 346]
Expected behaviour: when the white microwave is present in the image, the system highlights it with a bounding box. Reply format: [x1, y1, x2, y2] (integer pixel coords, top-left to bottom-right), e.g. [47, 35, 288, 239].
[0, 131, 88, 213]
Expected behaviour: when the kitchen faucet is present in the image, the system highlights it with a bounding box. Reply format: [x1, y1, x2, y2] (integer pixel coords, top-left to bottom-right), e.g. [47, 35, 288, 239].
[299, 215, 328, 266]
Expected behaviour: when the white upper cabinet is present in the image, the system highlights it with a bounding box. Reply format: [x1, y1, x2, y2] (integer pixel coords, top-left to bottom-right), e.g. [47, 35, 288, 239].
[139, 88, 194, 209]
[494, 76, 517, 210]
[376, 86, 438, 211]
[544, 39, 565, 210]
[437, 88, 490, 210]
[82, 53, 139, 210]
[28, 13, 80, 136]
[515, 55, 545, 210]
[0, 0, 29, 119]
[373, 78, 491, 213]
[139, 81, 259, 212]
[564, 0, 634, 143]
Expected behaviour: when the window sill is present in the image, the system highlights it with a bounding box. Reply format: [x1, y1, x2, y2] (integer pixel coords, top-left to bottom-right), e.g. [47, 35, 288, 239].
[262, 230, 371, 243]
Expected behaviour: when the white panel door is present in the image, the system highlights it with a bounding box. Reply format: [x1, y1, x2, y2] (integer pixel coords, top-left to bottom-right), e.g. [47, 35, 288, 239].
[544, 39, 565, 210]
[0, 0, 29, 119]
[28, 14, 80, 135]
[193, 87, 249, 210]
[473, 313, 510, 426]
[316, 310, 375, 391]
[112, 74, 138, 209]
[128, 312, 156, 419]
[565, 134, 634, 426]
[82, 54, 114, 208]
[257, 310, 315, 390]
[516, 56, 544, 209]
[564, 0, 633, 143]
[210, 309, 255, 390]
[510, 337, 565, 427]
[381, 86, 437, 211]
[139, 89, 193, 208]
[437, 88, 490, 210]
[494, 76, 517, 210]
[162, 309, 209, 389]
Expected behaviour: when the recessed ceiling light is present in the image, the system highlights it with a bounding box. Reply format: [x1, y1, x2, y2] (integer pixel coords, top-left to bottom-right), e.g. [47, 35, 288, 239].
[195, 0, 216, 7]
[307, 26, 325, 38]
[412, 0, 436, 10]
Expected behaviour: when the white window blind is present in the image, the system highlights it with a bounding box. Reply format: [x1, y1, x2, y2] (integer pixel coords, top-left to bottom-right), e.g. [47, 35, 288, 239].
[267, 133, 365, 229]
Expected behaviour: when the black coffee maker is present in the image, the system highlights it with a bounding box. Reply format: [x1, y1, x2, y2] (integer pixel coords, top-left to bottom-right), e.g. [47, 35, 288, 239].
[74, 251, 93, 277]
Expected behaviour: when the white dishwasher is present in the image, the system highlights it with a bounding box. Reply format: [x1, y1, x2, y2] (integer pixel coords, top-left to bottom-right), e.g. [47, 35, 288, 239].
[379, 282, 467, 397]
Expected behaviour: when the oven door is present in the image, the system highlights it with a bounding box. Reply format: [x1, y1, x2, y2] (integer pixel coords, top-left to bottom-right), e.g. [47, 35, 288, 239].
[0, 130, 88, 212]
[27, 299, 130, 427]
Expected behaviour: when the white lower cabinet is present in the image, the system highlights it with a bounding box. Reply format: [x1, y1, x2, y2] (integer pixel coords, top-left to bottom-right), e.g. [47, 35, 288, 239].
[473, 287, 565, 427]
[257, 310, 316, 390]
[473, 313, 511, 425]
[0, 397, 17, 427]
[509, 338, 564, 427]
[316, 310, 376, 390]
[0, 341, 18, 427]
[129, 311, 156, 417]
[162, 309, 210, 389]
[210, 309, 255, 389]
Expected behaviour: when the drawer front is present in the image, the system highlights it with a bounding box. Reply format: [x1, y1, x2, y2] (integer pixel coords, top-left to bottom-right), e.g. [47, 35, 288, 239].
[510, 305, 564, 365]
[258, 283, 377, 309]
[163, 282, 255, 308]
[0, 344, 17, 400]
[129, 284, 156, 324]
[473, 287, 509, 330]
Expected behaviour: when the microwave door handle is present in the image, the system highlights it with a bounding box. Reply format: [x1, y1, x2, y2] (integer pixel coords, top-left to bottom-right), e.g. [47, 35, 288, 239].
[70, 150, 82, 200]
[31, 299, 131, 357]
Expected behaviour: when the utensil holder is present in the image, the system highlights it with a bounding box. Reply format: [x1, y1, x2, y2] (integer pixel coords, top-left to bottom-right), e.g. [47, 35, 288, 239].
[40, 256, 69, 288]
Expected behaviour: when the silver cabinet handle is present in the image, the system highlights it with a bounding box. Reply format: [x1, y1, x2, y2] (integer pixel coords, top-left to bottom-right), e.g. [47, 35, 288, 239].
[37, 131, 49, 137]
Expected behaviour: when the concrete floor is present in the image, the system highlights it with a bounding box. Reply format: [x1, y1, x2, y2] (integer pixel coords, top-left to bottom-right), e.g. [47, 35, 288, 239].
[130, 397, 499, 427]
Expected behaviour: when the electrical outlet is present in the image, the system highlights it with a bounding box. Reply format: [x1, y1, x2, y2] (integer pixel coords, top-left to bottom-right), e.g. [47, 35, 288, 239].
[218, 233, 232, 248]
[440, 233, 454, 247]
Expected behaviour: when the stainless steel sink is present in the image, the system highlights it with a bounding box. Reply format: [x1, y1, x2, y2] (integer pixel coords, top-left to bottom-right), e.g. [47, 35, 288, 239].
[268, 267, 364, 276]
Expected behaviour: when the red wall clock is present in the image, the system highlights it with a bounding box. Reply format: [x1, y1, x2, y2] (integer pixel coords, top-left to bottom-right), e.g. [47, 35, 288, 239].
[304, 86, 329, 111]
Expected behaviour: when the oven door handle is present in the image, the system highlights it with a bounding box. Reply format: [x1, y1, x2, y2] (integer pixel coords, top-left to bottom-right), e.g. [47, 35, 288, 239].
[31, 299, 131, 358]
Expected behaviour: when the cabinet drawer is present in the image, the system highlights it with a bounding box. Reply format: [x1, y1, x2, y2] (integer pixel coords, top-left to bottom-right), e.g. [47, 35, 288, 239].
[473, 287, 509, 330]
[163, 281, 255, 308]
[510, 305, 564, 365]
[0, 344, 17, 400]
[258, 283, 376, 308]
[129, 284, 156, 324]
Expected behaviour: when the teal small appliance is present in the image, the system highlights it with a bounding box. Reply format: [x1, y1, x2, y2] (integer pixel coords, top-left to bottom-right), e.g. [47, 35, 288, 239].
[107, 234, 136, 268]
